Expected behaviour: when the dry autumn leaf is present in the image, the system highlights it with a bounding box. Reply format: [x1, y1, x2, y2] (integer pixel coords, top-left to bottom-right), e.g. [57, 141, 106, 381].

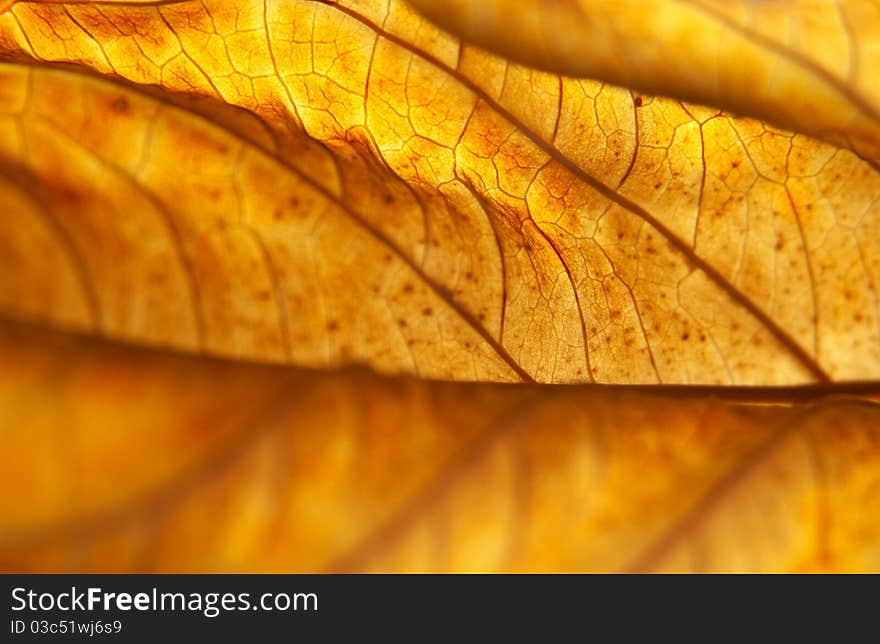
[0, 0, 879, 573]
[2, 320, 879, 573]
[1, 0, 879, 383]
[409, 0, 880, 165]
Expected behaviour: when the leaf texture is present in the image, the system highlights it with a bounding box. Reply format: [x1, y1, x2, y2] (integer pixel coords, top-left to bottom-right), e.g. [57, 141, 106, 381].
[0, 0, 878, 383]
[409, 0, 880, 165]
[2, 0, 880, 575]
[2, 320, 879, 573]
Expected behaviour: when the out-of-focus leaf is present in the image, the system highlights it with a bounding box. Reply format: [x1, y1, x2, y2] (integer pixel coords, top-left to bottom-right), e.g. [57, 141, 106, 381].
[0, 0, 878, 383]
[409, 0, 880, 164]
[1, 321, 879, 573]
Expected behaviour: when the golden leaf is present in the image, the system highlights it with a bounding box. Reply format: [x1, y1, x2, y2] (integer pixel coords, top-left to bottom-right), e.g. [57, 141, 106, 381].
[1, 0, 878, 383]
[409, 0, 880, 164]
[2, 321, 879, 573]
[1, 0, 879, 573]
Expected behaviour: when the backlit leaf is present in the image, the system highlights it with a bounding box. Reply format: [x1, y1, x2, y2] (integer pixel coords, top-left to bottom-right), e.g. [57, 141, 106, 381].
[409, 0, 880, 164]
[2, 321, 879, 573]
[1, 0, 879, 574]
[1, 0, 878, 383]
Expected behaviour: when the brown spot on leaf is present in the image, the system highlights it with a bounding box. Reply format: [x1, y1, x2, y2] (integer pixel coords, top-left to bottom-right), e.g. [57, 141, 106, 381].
[110, 97, 129, 114]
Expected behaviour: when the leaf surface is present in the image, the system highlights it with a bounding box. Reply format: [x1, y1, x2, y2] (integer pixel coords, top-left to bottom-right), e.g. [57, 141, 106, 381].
[2, 321, 879, 573]
[1, 0, 878, 383]
[1, 0, 880, 574]
[409, 0, 880, 164]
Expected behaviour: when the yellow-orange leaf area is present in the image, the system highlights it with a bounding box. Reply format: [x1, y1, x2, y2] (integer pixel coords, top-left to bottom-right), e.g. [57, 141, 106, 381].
[1, 320, 879, 573]
[409, 0, 880, 166]
[0, 0, 878, 385]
